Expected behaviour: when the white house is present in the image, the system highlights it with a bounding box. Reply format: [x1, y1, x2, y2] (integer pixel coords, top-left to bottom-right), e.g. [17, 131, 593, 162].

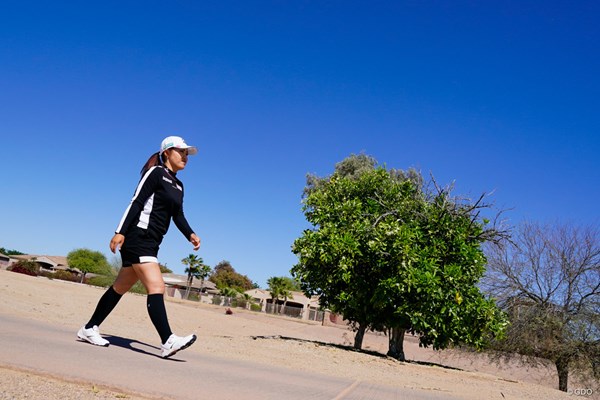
[0, 253, 14, 270]
[245, 288, 322, 321]
[163, 273, 219, 301]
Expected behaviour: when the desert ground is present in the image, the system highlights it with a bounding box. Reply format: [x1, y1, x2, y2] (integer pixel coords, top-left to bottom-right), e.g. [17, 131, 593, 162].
[0, 269, 595, 399]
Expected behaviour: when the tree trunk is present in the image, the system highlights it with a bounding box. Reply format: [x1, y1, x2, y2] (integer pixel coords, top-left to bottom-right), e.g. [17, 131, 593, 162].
[555, 356, 569, 392]
[387, 327, 406, 361]
[354, 323, 367, 349]
[184, 278, 191, 300]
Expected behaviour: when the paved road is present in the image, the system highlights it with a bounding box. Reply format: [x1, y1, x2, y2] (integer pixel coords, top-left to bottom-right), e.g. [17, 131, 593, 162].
[0, 314, 456, 400]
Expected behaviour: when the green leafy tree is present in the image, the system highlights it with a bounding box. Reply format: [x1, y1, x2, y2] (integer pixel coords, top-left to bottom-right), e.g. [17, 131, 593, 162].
[181, 254, 211, 300]
[67, 248, 112, 283]
[209, 260, 254, 292]
[159, 263, 172, 273]
[483, 221, 600, 392]
[285, 276, 302, 291]
[87, 256, 119, 288]
[292, 154, 508, 360]
[374, 185, 508, 360]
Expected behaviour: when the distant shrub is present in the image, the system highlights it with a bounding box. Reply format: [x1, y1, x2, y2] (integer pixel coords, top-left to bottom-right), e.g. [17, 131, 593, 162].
[39, 270, 54, 279]
[250, 303, 262, 312]
[52, 270, 79, 283]
[212, 295, 222, 305]
[84, 275, 146, 294]
[8, 260, 39, 276]
[129, 281, 147, 295]
[10, 265, 38, 276]
[87, 275, 115, 288]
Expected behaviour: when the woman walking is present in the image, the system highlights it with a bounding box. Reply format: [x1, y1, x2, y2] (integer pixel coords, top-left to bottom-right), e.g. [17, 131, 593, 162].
[77, 136, 201, 358]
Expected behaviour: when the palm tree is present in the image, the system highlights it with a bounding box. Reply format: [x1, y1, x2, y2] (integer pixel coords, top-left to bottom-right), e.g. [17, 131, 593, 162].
[239, 292, 254, 310]
[280, 284, 294, 314]
[267, 277, 282, 313]
[219, 286, 240, 307]
[196, 264, 212, 292]
[267, 277, 294, 314]
[181, 254, 210, 300]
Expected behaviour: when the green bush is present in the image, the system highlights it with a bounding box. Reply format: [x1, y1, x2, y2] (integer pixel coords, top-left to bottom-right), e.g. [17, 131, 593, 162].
[87, 275, 115, 288]
[52, 270, 79, 282]
[39, 270, 54, 279]
[84, 275, 146, 294]
[212, 295, 222, 305]
[250, 303, 262, 312]
[9, 260, 39, 276]
[129, 281, 147, 294]
[9, 265, 37, 276]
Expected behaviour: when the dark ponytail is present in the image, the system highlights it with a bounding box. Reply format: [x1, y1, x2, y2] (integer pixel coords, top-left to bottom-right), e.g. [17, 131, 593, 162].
[140, 151, 166, 176]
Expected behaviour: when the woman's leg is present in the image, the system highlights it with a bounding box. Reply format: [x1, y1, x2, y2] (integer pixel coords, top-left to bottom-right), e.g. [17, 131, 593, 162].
[132, 262, 172, 344]
[131, 262, 165, 294]
[112, 266, 140, 294]
[132, 262, 196, 357]
[84, 267, 138, 329]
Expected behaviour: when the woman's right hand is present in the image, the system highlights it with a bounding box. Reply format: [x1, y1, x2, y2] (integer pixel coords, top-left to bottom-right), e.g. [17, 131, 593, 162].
[110, 234, 125, 253]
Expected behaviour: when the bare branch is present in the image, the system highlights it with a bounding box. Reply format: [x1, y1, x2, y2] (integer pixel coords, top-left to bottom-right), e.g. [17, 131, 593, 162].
[483, 220, 600, 388]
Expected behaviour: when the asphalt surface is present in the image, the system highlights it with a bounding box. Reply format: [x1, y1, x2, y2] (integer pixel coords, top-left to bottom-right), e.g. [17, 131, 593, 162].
[0, 314, 458, 400]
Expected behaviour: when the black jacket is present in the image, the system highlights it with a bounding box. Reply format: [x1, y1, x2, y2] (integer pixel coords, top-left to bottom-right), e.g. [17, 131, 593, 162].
[116, 166, 194, 242]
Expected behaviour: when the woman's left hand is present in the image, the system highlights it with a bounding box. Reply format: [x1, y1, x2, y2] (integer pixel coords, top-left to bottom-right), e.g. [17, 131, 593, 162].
[110, 233, 125, 253]
[190, 233, 201, 250]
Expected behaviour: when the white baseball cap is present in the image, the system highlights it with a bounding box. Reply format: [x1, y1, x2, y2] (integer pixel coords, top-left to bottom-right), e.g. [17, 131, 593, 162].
[160, 136, 198, 155]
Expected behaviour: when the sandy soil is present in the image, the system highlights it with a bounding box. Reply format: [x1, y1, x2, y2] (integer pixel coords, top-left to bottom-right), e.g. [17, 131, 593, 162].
[0, 269, 595, 399]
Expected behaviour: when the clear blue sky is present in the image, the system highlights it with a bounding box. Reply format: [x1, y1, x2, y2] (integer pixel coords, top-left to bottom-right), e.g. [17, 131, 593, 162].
[2, 1, 598, 288]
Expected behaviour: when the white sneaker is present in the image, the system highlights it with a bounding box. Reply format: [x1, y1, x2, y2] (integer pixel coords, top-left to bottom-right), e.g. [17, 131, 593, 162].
[161, 333, 196, 358]
[77, 325, 110, 347]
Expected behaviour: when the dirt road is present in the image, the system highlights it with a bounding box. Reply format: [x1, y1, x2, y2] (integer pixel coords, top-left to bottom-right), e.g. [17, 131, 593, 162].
[0, 270, 579, 399]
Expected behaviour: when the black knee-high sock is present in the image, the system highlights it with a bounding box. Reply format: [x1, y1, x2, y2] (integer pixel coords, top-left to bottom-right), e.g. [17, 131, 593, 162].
[147, 294, 173, 344]
[85, 286, 123, 329]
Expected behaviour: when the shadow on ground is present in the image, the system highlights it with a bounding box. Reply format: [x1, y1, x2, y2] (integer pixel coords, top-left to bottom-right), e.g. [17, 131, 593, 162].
[250, 335, 463, 371]
[102, 335, 187, 362]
